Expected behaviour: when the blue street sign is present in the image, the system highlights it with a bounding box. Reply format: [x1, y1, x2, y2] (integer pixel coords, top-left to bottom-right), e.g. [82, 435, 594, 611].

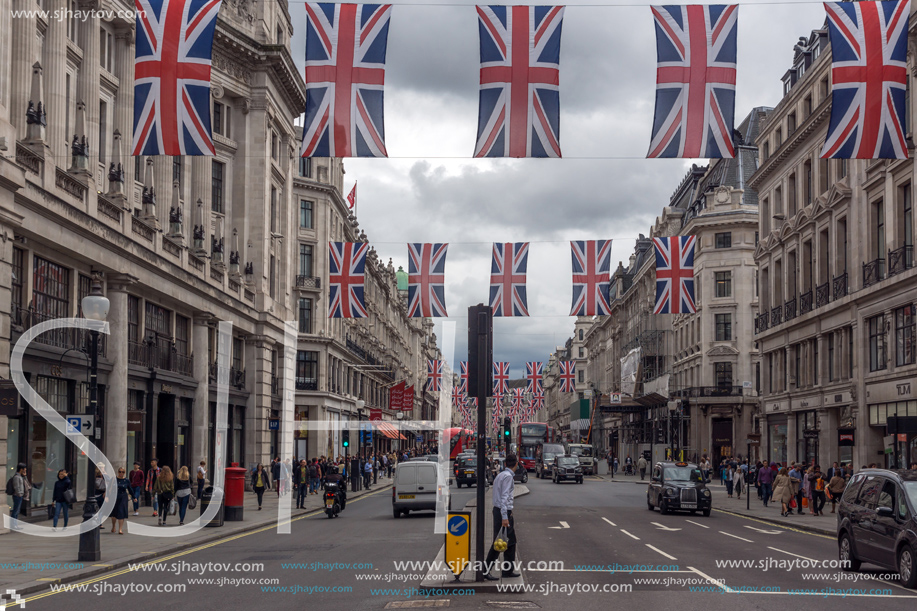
[268, 419, 280, 431]
[448, 515, 468, 537]
[415, 435, 423, 444]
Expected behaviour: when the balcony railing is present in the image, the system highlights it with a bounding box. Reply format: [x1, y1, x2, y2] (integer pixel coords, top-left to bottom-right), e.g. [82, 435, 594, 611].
[19, 309, 108, 357]
[785, 297, 797, 322]
[833, 272, 848, 300]
[815, 281, 831, 308]
[863, 258, 885, 288]
[271, 376, 280, 396]
[799, 290, 813, 315]
[771, 306, 783, 326]
[127, 339, 192, 376]
[173, 353, 193, 377]
[672, 386, 745, 398]
[229, 366, 246, 390]
[757, 313, 769, 333]
[345, 335, 367, 362]
[888, 245, 914, 277]
[296, 378, 318, 391]
[295, 275, 322, 290]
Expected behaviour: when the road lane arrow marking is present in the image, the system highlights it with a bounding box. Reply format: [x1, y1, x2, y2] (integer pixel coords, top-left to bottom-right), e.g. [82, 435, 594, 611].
[601, 517, 617, 527]
[549, 521, 570, 529]
[685, 519, 709, 529]
[650, 521, 682, 531]
[720, 531, 754, 542]
[646, 544, 677, 561]
[745, 526, 782, 535]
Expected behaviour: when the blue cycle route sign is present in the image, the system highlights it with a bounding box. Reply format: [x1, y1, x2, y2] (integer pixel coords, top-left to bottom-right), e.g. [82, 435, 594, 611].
[448, 515, 468, 536]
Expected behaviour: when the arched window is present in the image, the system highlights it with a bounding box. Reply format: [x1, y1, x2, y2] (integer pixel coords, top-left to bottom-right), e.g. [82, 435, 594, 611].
[578, 329, 584, 341]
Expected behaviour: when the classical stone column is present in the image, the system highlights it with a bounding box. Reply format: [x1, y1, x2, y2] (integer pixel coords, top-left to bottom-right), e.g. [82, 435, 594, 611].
[245, 335, 272, 467]
[105, 276, 136, 471]
[113, 28, 135, 188]
[42, 0, 68, 160]
[190, 157, 210, 248]
[192, 315, 212, 466]
[9, 0, 36, 138]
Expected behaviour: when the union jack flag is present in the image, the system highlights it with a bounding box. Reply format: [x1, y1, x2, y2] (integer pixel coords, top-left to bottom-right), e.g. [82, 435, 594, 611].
[460, 362, 469, 394]
[570, 240, 612, 316]
[426, 359, 443, 392]
[489, 242, 530, 317]
[474, 5, 565, 158]
[452, 387, 465, 407]
[648, 5, 738, 159]
[132, 0, 223, 155]
[532, 393, 545, 411]
[300, 3, 391, 158]
[821, 0, 909, 159]
[407, 243, 448, 318]
[512, 388, 525, 414]
[525, 362, 543, 394]
[559, 361, 576, 393]
[653, 236, 697, 314]
[328, 242, 369, 318]
[492, 362, 510, 396]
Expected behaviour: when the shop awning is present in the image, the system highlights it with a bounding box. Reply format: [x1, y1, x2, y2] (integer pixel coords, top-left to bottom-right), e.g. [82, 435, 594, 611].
[374, 421, 406, 440]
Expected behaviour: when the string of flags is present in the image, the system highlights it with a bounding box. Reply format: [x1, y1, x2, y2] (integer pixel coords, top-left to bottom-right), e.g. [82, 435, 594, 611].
[133, 1, 911, 160]
[328, 237, 697, 319]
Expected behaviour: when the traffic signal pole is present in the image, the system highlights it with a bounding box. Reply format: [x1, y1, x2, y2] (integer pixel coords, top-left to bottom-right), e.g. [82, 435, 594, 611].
[469, 305, 492, 583]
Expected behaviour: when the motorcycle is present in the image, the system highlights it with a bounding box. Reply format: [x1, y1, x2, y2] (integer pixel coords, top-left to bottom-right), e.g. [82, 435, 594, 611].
[324, 481, 344, 518]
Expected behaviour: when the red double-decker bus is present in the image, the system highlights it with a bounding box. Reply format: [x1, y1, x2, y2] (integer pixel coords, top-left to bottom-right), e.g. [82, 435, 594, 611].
[517, 422, 557, 470]
[444, 427, 476, 460]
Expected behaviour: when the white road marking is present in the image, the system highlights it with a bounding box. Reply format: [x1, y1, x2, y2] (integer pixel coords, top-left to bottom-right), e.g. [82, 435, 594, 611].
[720, 531, 754, 542]
[650, 521, 682, 531]
[620, 529, 640, 540]
[549, 521, 570, 529]
[745, 525, 782, 534]
[687, 566, 731, 593]
[527, 568, 695, 573]
[645, 544, 677, 560]
[602, 517, 617, 527]
[685, 519, 709, 529]
[766, 546, 817, 562]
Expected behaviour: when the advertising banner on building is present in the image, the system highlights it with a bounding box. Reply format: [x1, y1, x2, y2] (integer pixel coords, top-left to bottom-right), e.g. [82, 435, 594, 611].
[620, 347, 642, 397]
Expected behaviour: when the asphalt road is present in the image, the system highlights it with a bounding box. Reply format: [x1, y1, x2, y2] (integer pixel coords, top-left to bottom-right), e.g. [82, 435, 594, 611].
[13, 475, 917, 611]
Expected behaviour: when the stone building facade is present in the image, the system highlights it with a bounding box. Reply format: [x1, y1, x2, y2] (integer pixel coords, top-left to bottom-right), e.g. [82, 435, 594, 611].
[751, 21, 917, 469]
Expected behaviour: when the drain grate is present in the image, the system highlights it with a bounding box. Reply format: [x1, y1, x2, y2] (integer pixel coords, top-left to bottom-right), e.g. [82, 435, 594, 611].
[485, 603, 541, 609]
[384, 601, 450, 608]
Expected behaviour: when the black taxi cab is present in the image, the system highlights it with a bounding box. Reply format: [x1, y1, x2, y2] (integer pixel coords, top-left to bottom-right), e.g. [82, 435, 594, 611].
[647, 461, 712, 517]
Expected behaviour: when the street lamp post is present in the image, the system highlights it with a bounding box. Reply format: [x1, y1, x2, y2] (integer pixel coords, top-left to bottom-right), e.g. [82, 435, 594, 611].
[78, 275, 109, 562]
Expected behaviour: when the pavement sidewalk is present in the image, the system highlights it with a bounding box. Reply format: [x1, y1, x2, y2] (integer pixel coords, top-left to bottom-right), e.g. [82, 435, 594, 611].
[600, 471, 836, 537]
[421, 484, 530, 592]
[0, 475, 394, 596]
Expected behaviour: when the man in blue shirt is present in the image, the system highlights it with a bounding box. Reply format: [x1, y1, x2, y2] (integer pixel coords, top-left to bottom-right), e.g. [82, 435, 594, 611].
[484, 454, 519, 580]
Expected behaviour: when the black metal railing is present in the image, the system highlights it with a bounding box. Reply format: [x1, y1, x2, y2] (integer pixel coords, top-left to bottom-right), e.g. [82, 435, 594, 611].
[672, 386, 745, 398]
[22, 310, 108, 357]
[815, 281, 831, 308]
[296, 275, 322, 290]
[785, 297, 797, 322]
[833, 272, 848, 300]
[863, 258, 885, 288]
[230, 366, 246, 390]
[888, 245, 914, 277]
[799, 290, 813, 314]
[173, 353, 193, 377]
[345, 335, 367, 361]
[757, 313, 769, 333]
[271, 376, 280, 396]
[296, 378, 318, 391]
[771, 306, 783, 326]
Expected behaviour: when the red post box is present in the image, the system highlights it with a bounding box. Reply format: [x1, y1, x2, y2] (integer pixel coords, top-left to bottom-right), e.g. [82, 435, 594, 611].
[224, 462, 247, 521]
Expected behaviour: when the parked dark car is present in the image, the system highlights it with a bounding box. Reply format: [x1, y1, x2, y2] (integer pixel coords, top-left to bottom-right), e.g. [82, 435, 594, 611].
[837, 469, 917, 588]
[454, 456, 491, 488]
[647, 461, 711, 516]
[491, 458, 528, 483]
[552, 455, 583, 484]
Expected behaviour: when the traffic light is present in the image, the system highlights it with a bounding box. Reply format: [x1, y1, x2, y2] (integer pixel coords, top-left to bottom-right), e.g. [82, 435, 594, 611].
[342, 430, 350, 448]
[503, 417, 511, 444]
[656, 428, 665, 443]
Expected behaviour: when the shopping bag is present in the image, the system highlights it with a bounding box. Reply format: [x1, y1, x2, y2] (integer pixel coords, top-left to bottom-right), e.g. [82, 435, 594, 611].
[493, 526, 508, 552]
[801, 496, 809, 508]
[189, 494, 197, 510]
[789, 498, 797, 509]
[169, 498, 178, 516]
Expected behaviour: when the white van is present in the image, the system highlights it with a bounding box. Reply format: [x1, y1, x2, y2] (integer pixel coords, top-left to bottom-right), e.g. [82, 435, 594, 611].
[392, 461, 438, 518]
[567, 444, 596, 475]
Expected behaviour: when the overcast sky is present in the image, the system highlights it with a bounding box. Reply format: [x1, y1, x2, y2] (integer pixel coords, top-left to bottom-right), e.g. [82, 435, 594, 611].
[287, 0, 825, 376]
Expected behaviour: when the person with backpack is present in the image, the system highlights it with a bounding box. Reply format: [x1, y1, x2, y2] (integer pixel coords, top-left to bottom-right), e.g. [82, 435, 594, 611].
[309, 459, 321, 495]
[153, 466, 174, 526]
[809, 465, 827, 516]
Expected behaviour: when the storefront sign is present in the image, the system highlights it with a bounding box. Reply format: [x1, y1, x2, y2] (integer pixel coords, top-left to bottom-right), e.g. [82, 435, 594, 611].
[0, 379, 19, 416]
[838, 428, 855, 446]
[766, 400, 787, 413]
[824, 391, 852, 406]
[268, 419, 280, 430]
[370, 409, 382, 422]
[866, 379, 915, 403]
[610, 392, 621, 404]
[127, 410, 144, 432]
[803, 429, 819, 439]
[791, 396, 819, 411]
